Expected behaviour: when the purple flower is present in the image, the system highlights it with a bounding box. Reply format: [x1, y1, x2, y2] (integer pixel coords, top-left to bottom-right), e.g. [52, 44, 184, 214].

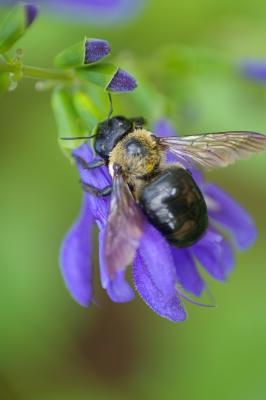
[240, 60, 266, 84]
[5, 0, 147, 24]
[25, 3, 39, 26]
[60, 119, 257, 322]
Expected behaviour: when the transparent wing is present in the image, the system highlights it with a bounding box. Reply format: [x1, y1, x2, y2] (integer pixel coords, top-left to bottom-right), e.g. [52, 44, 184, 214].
[159, 131, 266, 170]
[104, 169, 143, 278]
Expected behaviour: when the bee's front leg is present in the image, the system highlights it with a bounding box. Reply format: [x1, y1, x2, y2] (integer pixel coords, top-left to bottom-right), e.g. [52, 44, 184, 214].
[73, 155, 105, 170]
[80, 181, 112, 197]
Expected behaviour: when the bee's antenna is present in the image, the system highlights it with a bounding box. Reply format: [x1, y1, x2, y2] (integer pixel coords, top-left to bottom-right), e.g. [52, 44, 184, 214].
[107, 92, 113, 124]
[60, 134, 97, 141]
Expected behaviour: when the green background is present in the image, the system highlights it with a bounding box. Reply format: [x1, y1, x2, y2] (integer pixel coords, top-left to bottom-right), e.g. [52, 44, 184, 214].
[0, 1, 266, 399]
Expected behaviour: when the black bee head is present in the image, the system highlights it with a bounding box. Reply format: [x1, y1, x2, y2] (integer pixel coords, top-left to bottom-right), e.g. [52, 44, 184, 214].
[94, 115, 146, 160]
[94, 116, 133, 159]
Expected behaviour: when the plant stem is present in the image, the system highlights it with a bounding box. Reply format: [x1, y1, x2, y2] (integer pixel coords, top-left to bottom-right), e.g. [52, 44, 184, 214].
[22, 65, 73, 81]
[0, 60, 74, 81]
[0, 62, 16, 73]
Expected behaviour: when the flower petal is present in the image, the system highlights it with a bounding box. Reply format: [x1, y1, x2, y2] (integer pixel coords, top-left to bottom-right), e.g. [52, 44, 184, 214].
[191, 227, 235, 281]
[25, 4, 39, 26]
[240, 60, 266, 84]
[60, 195, 94, 306]
[133, 254, 186, 322]
[133, 222, 187, 322]
[171, 247, 205, 296]
[43, 0, 147, 24]
[72, 144, 111, 227]
[204, 183, 257, 250]
[154, 119, 178, 139]
[106, 271, 135, 303]
[154, 119, 178, 163]
[98, 229, 134, 302]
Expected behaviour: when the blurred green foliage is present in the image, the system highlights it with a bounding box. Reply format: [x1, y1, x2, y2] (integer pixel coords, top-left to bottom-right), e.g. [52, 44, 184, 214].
[0, 1, 266, 399]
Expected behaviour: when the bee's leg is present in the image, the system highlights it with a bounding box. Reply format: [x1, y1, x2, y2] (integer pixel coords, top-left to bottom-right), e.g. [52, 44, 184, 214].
[73, 155, 105, 170]
[81, 181, 112, 197]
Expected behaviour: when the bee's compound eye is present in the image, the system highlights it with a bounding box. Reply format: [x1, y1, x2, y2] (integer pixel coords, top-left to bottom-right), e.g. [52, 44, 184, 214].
[124, 139, 147, 157]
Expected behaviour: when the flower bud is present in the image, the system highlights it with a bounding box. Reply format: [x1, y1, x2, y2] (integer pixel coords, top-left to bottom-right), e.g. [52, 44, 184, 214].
[85, 39, 110, 64]
[54, 38, 111, 68]
[0, 3, 39, 53]
[107, 68, 137, 92]
[76, 63, 137, 92]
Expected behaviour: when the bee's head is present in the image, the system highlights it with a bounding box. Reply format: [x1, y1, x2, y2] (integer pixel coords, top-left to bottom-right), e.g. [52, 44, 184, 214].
[60, 115, 145, 160]
[94, 116, 133, 159]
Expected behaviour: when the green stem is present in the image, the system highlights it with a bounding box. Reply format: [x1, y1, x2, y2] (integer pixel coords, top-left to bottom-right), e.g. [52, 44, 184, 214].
[0, 60, 74, 81]
[22, 65, 73, 81]
[0, 61, 16, 73]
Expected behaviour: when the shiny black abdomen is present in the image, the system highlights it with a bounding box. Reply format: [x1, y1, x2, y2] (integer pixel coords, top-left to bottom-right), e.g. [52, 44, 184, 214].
[139, 167, 208, 247]
[94, 116, 133, 159]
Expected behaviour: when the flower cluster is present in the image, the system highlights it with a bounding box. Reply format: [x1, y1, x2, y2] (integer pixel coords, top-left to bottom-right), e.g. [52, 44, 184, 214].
[60, 120, 257, 322]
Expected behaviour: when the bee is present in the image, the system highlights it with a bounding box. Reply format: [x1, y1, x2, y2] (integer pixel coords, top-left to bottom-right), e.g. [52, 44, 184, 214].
[69, 116, 266, 277]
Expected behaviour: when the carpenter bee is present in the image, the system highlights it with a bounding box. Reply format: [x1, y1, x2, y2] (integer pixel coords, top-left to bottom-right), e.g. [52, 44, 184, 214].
[66, 115, 266, 277]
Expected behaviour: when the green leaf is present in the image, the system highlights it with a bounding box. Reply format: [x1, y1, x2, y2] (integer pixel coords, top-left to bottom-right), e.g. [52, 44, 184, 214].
[73, 92, 103, 133]
[51, 88, 86, 154]
[73, 85, 109, 131]
[76, 63, 118, 89]
[0, 4, 38, 53]
[54, 38, 86, 69]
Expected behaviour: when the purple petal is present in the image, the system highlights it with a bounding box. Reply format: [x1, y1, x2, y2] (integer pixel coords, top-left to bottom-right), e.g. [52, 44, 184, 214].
[107, 68, 137, 92]
[60, 196, 94, 306]
[133, 254, 186, 322]
[154, 119, 179, 163]
[154, 119, 179, 139]
[25, 4, 39, 26]
[191, 227, 235, 281]
[72, 144, 111, 227]
[133, 222, 187, 322]
[240, 60, 266, 84]
[43, 0, 147, 24]
[106, 271, 135, 302]
[153, 118, 204, 184]
[98, 229, 134, 302]
[203, 183, 257, 250]
[85, 39, 111, 64]
[171, 247, 205, 297]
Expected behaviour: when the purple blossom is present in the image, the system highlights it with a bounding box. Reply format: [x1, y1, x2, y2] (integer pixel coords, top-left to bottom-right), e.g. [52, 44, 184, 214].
[25, 3, 39, 26]
[60, 119, 257, 322]
[5, 0, 147, 24]
[240, 60, 266, 84]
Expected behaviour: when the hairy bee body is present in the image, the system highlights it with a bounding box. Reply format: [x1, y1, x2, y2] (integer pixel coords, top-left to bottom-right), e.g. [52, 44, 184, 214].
[107, 126, 208, 247]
